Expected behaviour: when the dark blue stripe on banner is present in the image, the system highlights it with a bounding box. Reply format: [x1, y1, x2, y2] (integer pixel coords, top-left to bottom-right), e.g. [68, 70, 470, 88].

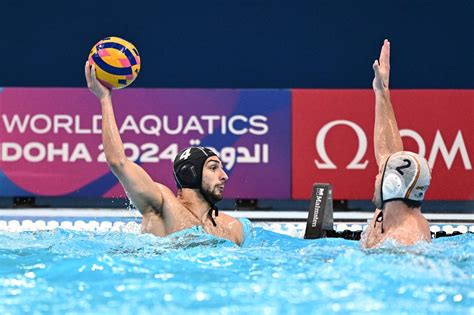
[0, 170, 32, 196]
[66, 169, 119, 197]
[92, 54, 133, 76]
[99, 42, 137, 66]
[66, 160, 143, 197]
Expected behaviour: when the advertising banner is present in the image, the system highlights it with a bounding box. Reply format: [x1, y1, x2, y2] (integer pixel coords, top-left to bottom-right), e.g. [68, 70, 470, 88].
[0, 88, 291, 199]
[292, 89, 473, 200]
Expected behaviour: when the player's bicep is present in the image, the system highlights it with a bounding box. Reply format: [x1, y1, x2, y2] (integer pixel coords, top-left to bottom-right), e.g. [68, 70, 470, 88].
[111, 160, 163, 214]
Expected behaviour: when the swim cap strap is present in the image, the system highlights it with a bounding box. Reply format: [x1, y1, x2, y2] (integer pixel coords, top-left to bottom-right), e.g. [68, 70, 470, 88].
[375, 210, 384, 234]
[208, 205, 219, 227]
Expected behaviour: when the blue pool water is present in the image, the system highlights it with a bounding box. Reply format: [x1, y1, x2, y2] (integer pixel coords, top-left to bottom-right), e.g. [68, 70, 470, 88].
[0, 225, 472, 314]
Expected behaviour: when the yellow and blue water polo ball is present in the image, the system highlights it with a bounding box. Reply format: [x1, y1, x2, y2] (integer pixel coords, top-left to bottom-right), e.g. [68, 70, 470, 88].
[88, 37, 141, 89]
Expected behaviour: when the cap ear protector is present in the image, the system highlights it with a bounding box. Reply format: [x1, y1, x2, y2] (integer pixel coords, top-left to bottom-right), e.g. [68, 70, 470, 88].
[175, 163, 199, 188]
[382, 172, 404, 199]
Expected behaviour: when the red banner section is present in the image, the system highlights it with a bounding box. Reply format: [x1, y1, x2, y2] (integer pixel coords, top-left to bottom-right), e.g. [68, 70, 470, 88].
[292, 90, 474, 200]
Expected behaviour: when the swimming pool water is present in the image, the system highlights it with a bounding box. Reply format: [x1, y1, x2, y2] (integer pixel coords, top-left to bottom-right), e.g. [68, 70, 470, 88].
[0, 225, 472, 314]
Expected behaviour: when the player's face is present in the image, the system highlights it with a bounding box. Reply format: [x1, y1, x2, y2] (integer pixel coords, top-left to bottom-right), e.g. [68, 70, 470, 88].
[201, 157, 228, 202]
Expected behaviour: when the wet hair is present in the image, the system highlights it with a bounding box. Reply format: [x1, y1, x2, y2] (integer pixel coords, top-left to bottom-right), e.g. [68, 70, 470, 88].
[401, 199, 422, 208]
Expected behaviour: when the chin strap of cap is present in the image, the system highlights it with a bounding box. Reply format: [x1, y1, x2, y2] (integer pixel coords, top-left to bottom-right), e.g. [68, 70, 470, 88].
[200, 187, 219, 227]
[207, 204, 219, 227]
[375, 210, 384, 234]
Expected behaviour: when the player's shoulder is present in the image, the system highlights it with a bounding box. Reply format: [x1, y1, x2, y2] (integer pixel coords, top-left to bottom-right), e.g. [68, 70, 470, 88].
[220, 213, 245, 239]
[219, 212, 241, 225]
[154, 182, 176, 197]
[154, 183, 188, 215]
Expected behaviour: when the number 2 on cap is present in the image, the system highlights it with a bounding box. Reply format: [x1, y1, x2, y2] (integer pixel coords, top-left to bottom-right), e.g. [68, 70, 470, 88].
[395, 159, 411, 176]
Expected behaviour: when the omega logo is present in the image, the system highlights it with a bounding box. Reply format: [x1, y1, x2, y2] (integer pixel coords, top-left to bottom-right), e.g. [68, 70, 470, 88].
[314, 120, 472, 170]
[315, 120, 368, 169]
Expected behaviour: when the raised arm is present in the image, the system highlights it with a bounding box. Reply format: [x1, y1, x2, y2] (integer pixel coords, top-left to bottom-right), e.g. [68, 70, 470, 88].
[85, 62, 163, 215]
[373, 40, 403, 167]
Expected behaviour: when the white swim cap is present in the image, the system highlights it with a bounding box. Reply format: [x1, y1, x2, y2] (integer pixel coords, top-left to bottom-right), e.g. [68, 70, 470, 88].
[381, 151, 431, 206]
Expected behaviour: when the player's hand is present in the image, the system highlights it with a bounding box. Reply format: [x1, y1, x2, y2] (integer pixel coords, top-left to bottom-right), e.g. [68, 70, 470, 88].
[85, 61, 111, 101]
[372, 39, 390, 92]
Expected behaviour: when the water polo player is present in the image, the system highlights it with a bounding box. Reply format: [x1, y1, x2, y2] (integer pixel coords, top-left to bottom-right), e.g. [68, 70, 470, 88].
[84, 62, 248, 245]
[361, 40, 432, 248]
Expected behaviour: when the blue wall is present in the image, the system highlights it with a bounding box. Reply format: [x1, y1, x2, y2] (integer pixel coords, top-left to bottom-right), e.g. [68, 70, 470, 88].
[2, 0, 473, 88]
